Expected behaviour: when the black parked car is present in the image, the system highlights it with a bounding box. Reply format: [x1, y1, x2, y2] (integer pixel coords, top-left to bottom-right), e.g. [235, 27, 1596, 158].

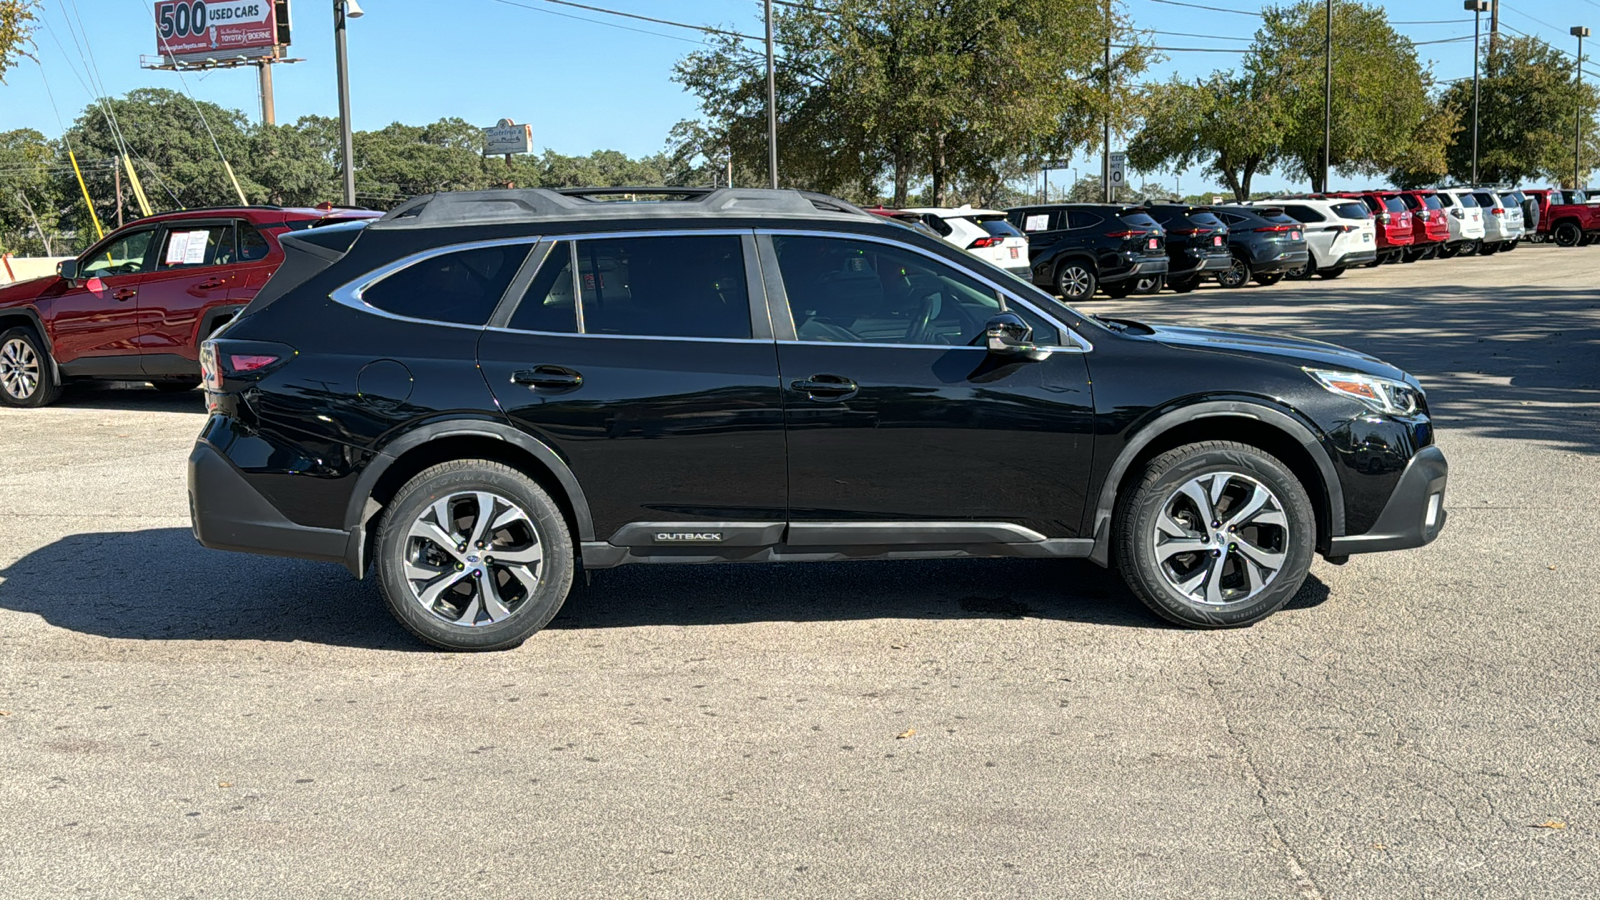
[1005, 204, 1169, 300]
[1141, 204, 1232, 293]
[1210, 206, 1311, 288]
[190, 187, 1448, 650]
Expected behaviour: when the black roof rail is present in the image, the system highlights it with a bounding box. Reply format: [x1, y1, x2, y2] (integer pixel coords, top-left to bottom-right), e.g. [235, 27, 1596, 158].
[370, 187, 876, 230]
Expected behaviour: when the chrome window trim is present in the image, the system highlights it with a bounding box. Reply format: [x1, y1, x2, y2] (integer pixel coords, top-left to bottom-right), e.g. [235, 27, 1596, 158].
[482, 326, 769, 345]
[331, 236, 540, 330]
[756, 228, 1093, 353]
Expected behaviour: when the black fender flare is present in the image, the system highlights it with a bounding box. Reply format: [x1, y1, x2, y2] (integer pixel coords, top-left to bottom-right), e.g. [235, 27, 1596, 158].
[1049, 251, 1099, 283]
[1087, 400, 1345, 566]
[338, 419, 595, 575]
[0, 306, 61, 380]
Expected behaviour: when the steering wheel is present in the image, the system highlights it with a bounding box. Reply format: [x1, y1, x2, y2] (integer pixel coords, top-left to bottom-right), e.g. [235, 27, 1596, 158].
[908, 289, 943, 344]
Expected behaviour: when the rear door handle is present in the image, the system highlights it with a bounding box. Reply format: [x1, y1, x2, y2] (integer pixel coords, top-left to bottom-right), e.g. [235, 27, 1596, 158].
[791, 375, 858, 397]
[511, 366, 583, 389]
[197, 279, 227, 289]
[112, 289, 137, 301]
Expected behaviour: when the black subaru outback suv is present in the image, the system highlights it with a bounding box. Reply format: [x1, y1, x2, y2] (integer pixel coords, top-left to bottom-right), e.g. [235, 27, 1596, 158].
[189, 187, 1447, 650]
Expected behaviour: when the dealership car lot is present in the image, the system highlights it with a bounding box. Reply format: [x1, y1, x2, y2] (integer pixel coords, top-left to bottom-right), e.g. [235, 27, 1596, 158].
[1, 246, 1596, 896]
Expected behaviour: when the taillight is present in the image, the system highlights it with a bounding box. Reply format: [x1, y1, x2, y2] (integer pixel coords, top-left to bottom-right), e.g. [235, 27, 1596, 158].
[1168, 228, 1209, 236]
[1378, 212, 1391, 224]
[1104, 230, 1147, 239]
[203, 339, 297, 393]
[1492, 207, 1504, 216]
[1253, 224, 1297, 233]
[230, 354, 280, 372]
[968, 236, 1003, 249]
[200, 341, 222, 392]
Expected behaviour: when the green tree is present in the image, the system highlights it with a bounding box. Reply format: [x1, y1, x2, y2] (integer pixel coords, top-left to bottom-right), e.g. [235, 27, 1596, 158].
[0, 0, 35, 82]
[1438, 36, 1600, 187]
[0, 128, 60, 255]
[673, 0, 1149, 206]
[1248, 0, 1444, 192]
[1127, 73, 1286, 201]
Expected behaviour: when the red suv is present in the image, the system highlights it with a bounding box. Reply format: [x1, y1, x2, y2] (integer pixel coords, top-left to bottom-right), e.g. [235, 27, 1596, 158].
[0, 205, 377, 407]
[1395, 190, 1450, 260]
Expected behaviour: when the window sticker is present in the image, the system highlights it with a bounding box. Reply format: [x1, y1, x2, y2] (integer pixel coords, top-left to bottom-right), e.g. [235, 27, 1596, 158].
[165, 230, 212, 266]
[1024, 214, 1050, 232]
[165, 231, 192, 264]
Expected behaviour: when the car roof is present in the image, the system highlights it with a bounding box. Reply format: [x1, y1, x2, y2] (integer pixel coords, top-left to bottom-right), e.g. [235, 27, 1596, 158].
[127, 206, 382, 227]
[899, 206, 1008, 218]
[369, 187, 874, 231]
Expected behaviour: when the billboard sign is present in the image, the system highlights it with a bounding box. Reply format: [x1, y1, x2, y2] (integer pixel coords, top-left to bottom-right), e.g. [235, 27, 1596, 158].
[155, 0, 280, 60]
[484, 120, 534, 156]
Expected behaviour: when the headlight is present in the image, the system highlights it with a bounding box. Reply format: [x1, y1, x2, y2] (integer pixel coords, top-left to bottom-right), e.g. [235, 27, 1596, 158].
[1305, 368, 1420, 415]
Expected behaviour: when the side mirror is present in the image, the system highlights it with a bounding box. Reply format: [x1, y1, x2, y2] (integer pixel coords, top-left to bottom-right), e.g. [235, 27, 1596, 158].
[57, 259, 79, 282]
[984, 313, 1051, 361]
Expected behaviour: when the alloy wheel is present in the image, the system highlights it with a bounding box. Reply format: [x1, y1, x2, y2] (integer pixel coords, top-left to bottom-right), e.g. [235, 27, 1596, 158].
[1218, 259, 1248, 288]
[1059, 265, 1092, 299]
[0, 337, 41, 401]
[1151, 471, 1288, 606]
[403, 490, 545, 626]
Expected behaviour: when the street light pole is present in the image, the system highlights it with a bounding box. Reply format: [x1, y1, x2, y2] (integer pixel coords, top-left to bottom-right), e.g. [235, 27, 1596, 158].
[1322, 0, 1332, 193]
[1575, 26, 1591, 191]
[1103, 0, 1112, 203]
[765, 0, 778, 190]
[334, 0, 363, 207]
[1467, 2, 1489, 187]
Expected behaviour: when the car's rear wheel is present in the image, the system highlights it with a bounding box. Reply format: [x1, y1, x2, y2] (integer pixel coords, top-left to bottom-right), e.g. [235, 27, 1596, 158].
[1054, 261, 1097, 301]
[1284, 258, 1316, 280]
[0, 327, 63, 408]
[1102, 282, 1132, 299]
[1133, 275, 1165, 295]
[375, 460, 574, 651]
[1114, 441, 1316, 628]
[1253, 272, 1284, 286]
[1168, 276, 1199, 293]
[1216, 257, 1250, 289]
[1437, 242, 1462, 259]
[1479, 242, 1500, 255]
[1318, 266, 1345, 279]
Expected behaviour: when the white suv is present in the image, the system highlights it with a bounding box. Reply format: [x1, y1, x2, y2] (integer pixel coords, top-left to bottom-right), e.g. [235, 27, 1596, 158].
[1436, 189, 1487, 256]
[1468, 189, 1524, 254]
[901, 206, 1031, 276]
[1245, 198, 1378, 278]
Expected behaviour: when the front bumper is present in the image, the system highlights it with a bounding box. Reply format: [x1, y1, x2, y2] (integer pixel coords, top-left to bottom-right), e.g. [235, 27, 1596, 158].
[188, 439, 362, 574]
[1327, 445, 1448, 556]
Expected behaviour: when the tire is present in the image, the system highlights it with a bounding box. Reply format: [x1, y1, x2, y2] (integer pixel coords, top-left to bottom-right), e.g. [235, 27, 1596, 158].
[1133, 275, 1165, 295]
[1284, 257, 1316, 280]
[1114, 441, 1316, 628]
[1437, 242, 1462, 259]
[1318, 266, 1345, 279]
[1216, 257, 1250, 289]
[153, 378, 202, 393]
[1168, 276, 1198, 294]
[1479, 242, 1500, 256]
[1054, 260, 1097, 301]
[374, 460, 575, 651]
[1460, 240, 1480, 256]
[1401, 248, 1422, 263]
[0, 327, 64, 408]
[1253, 272, 1284, 286]
[1102, 283, 1132, 299]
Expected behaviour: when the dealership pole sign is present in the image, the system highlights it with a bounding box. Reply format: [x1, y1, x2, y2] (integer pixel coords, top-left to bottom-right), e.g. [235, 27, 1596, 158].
[484, 119, 535, 157]
[155, 0, 280, 62]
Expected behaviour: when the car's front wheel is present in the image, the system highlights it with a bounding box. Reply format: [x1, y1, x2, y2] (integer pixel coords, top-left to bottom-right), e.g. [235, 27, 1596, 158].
[1114, 441, 1316, 628]
[1253, 272, 1284, 286]
[375, 460, 574, 651]
[1318, 266, 1345, 279]
[1216, 257, 1250, 289]
[1054, 261, 1097, 301]
[0, 327, 63, 408]
[1167, 275, 1199, 293]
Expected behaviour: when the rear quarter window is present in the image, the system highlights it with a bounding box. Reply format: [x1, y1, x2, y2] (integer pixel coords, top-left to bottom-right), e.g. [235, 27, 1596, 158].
[1281, 205, 1325, 222]
[1384, 198, 1407, 213]
[1332, 202, 1370, 219]
[359, 244, 528, 326]
[977, 219, 1023, 237]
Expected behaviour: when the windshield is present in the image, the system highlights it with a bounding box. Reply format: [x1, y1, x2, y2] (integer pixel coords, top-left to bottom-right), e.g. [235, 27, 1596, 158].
[1118, 212, 1161, 230]
[977, 219, 1024, 238]
[1187, 211, 1224, 227]
[1423, 195, 1443, 210]
[1457, 193, 1478, 208]
[1332, 201, 1370, 219]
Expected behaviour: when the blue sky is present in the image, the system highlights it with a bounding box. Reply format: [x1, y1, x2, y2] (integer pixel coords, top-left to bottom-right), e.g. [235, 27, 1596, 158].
[1, 0, 1591, 195]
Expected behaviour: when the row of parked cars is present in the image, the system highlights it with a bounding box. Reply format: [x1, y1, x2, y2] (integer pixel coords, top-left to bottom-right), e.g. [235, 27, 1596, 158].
[871, 186, 1600, 301]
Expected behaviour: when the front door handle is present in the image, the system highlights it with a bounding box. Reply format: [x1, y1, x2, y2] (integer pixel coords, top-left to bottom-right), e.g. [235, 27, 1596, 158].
[197, 278, 227, 289]
[791, 375, 858, 397]
[511, 366, 583, 389]
[112, 288, 137, 301]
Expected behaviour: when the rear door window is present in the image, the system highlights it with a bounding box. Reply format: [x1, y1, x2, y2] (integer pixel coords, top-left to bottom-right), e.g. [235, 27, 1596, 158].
[157, 224, 235, 270]
[576, 235, 751, 339]
[1280, 205, 1325, 222]
[508, 242, 579, 334]
[361, 243, 528, 326]
[1066, 211, 1103, 229]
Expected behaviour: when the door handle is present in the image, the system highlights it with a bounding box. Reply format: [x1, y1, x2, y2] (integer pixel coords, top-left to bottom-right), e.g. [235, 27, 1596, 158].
[197, 279, 227, 289]
[112, 289, 137, 301]
[511, 366, 583, 389]
[791, 375, 858, 397]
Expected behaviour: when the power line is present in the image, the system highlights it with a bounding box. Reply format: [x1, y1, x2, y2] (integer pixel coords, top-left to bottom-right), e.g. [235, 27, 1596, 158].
[1118, 43, 1248, 53]
[1146, 29, 1252, 42]
[486, 0, 709, 44]
[1146, 0, 1261, 17]
[1498, 4, 1562, 34]
[492, 0, 766, 42]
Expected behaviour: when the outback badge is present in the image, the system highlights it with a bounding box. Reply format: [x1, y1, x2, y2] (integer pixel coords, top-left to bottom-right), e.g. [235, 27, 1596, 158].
[655, 532, 723, 543]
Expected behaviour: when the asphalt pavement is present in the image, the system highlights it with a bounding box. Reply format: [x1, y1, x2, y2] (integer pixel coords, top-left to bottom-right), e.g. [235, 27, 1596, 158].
[2, 243, 1597, 898]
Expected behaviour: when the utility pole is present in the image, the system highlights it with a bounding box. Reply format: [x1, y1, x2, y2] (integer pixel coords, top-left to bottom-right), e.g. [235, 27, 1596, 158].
[1322, 0, 1332, 193]
[334, 0, 363, 207]
[765, 0, 778, 189]
[1489, 0, 1499, 54]
[1575, 26, 1591, 191]
[258, 62, 276, 126]
[1468, 2, 1489, 186]
[1103, 0, 1112, 203]
[113, 160, 123, 228]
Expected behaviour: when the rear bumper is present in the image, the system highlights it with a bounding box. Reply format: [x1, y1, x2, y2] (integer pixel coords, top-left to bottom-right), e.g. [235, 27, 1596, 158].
[1102, 256, 1169, 285]
[1327, 445, 1448, 556]
[1248, 249, 1309, 275]
[1334, 249, 1378, 267]
[188, 439, 363, 575]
